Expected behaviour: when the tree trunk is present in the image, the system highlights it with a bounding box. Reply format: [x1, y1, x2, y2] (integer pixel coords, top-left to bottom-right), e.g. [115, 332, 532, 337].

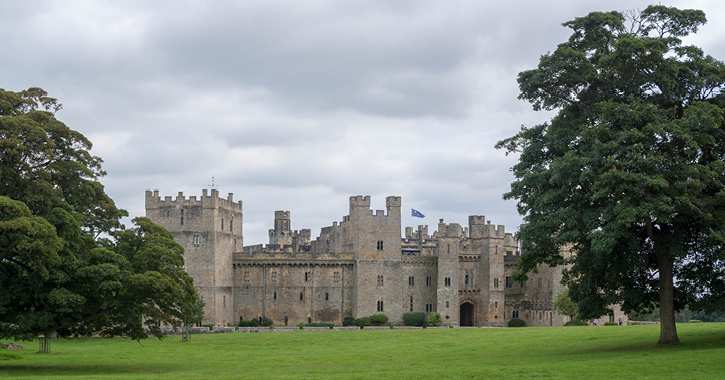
[657, 255, 679, 345]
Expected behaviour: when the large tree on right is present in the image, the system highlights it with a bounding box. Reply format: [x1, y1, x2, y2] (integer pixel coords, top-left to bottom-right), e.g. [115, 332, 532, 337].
[496, 6, 725, 344]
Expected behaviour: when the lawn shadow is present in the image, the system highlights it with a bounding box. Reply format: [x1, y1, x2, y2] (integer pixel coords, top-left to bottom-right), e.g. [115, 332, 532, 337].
[0, 363, 179, 377]
[560, 327, 725, 356]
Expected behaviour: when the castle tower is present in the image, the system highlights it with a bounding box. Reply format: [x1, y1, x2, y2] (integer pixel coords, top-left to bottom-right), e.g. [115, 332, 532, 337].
[436, 220, 461, 326]
[269, 211, 292, 247]
[145, 189, 243, 325]
[349, 196, 404, 323]
[469, 216, 506, 327]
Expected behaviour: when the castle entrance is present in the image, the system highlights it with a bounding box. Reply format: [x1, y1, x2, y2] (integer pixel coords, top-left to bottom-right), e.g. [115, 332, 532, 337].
[460, 302, 474, 326]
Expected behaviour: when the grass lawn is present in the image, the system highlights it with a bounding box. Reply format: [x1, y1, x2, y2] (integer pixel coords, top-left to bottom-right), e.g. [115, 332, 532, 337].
[1, 323, 724, 379]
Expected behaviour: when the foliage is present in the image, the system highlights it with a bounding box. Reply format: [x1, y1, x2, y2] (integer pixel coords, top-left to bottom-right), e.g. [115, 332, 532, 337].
[496, 6, 725, 345]
[564, 320, 589, 326]
[427, 312, 442, 327]
[238, 319, 259, 327]
[261, 317, 273, 327]
[508, 318, 526, 327]
[359, 317, 372, 327]
[553, 290, 579, 321]
[403, 312, 426, 327]
[342, 317, 356, 326]
[181, 291, 205, 341]
[0, 88, 198, 342]
[370, 314, 389, 326]
[604, 322, 619, 326]
[297, 323, 334, 328]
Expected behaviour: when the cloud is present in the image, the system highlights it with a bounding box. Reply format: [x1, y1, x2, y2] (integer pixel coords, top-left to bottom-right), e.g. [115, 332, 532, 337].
[2, 0, 724, 244]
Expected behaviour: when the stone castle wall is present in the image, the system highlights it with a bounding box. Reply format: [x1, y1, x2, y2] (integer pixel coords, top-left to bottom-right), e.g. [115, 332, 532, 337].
[146, 190, 624, 328]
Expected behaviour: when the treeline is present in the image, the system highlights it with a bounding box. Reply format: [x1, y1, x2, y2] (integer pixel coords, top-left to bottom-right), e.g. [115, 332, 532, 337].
[630, 309, 725, 323]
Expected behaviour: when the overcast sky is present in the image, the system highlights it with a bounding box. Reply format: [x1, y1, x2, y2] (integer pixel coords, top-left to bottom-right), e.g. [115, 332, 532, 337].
[2, 0, 724, 245]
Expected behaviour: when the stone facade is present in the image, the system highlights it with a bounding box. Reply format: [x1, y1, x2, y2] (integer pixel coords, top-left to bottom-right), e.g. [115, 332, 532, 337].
[145, 190, 628, 327]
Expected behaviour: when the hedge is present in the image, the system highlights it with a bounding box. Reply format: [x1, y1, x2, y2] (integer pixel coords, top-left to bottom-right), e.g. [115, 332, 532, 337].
[403, 312, 426, 327]
[508, 318, 526, 327]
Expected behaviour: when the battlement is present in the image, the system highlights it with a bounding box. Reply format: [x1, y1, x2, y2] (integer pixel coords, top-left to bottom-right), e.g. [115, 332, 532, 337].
[386, 196, 402, 208]
[348, 195, 402, 219]
[145, 189, 243, 210]
[405, 225, 430, 240]
[349, 195, 370, 211]
[469, 215, 486, 226]
[436, 220, 464, 239]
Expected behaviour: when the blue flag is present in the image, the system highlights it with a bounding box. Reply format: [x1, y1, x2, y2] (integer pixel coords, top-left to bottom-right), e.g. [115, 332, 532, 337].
[412, 209, 425, 218]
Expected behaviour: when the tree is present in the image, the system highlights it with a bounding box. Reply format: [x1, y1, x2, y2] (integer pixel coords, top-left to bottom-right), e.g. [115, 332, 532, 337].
[0, 88, 197, 342]
[496, 6, 725, 344]
[553, 290, 579, 322]
[181, 291, 205, 341]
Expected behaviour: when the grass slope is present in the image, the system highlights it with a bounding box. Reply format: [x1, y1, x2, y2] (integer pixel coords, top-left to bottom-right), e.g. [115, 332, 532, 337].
[1, 323, 724, 379]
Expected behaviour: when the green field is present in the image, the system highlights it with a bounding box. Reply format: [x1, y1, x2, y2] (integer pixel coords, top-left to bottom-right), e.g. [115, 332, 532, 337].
[1, 323, 724, 379]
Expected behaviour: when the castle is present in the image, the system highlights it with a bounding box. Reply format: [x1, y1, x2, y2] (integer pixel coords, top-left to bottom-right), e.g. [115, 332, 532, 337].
[145, 189, 626, 327]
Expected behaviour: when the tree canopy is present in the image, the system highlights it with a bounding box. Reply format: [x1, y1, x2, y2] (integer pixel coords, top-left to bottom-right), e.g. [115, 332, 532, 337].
[0, 88, 197, 342]
[496, 6, 725, 344]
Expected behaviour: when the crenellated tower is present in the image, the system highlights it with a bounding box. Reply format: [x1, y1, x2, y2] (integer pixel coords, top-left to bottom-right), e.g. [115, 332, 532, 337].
[145, 189, 242, 325]
[348, 196, 404, 323]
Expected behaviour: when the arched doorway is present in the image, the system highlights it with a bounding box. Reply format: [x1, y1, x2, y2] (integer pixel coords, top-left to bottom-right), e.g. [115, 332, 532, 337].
[460, 302, 474, 326]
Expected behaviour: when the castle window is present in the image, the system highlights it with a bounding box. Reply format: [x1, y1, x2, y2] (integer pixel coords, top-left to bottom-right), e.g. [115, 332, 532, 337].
[180, 209, 184, 216]
[495, 301, 498, 308]
[273, 291, 277, 300]
[446, 301, 449, 308]
[377, 300, 384, 312]
[325, 292, 329, 301]
[221, 219, 224, 230]
[506, 250, 513, 256]
[377, 240, 383, 250]
[300, 292, 304, 301]
[465, 273, 470, 285]
[244, 272, 250, 282]
[494, 278, 499, 288]
[505, 276, 512, 288]
[445, 277, 451, 287]
[410, 296, 413, 312]
[408, 276, 414, 286]
[180, 217, 184, 225]
[192, 235, 200, 246]
[305, 272, 310, 282]
[284, 317, 288, 326]
[230, 219, 233, 232]
[334, 272, 341, 282]
[272, 272, 278, 282]
[426, 276, 432, 286]
[377, 275, 383, 286]
[512, 310, 519, 319]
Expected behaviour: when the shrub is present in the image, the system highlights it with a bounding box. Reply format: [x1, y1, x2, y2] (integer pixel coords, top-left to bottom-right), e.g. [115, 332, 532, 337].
[342, 317, 356, 326]
[403, 312, 426, 327]
[202, 324, 214, 330]
[564, 320, 589, 326]
[298, 323, 335, 328]
[508, 318, 526, 327]
[261, 317, 273, 327]
[359, 317, 372, 326]
[604, 322, 618, 326]
[688, 320, 703, 323]
[427, 312, 442, 327]
[370, 314, 389, 326]
[239, 319, 260, 327]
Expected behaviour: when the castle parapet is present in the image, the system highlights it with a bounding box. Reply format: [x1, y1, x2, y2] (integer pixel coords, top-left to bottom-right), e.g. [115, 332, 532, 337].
[145, 189, 242, 210]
